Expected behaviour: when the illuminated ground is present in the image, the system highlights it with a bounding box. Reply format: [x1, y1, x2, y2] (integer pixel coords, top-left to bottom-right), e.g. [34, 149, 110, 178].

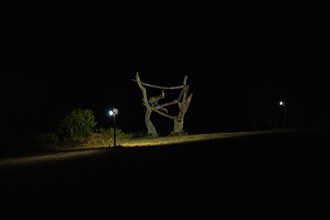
[1, 128, 328, 183]
[0, 128, 328, 217]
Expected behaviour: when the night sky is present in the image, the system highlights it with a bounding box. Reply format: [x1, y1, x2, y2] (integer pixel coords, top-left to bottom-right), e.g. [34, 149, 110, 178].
[2, 5, 329, 135]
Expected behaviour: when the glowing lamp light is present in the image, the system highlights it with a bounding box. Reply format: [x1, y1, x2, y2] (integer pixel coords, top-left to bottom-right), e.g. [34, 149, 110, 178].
[108, 108, 118, 147]
[279, 101, 286, 129]
[109, 108, 118, 116]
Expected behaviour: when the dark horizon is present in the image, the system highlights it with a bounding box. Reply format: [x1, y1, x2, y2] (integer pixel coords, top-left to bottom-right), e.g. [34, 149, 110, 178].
[2, 7, 329, 135]
[2, 52, 329, 136]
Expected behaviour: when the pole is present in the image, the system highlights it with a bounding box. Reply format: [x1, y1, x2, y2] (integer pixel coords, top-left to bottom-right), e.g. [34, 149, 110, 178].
[113, 113, 116, 147]
[284, 106, 287, 129]
[279, 101, 287, 129]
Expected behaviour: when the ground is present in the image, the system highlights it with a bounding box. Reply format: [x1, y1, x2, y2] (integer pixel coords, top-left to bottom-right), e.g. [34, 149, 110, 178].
[0, 128, 328, 217]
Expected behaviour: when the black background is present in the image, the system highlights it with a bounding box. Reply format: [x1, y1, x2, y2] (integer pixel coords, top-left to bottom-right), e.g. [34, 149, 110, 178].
[1, 3, 329, 135]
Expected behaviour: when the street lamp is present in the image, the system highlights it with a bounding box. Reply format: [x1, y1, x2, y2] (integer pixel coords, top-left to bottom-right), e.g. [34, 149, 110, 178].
[109, 108, 119, 147]
[279, 101, 286, 129]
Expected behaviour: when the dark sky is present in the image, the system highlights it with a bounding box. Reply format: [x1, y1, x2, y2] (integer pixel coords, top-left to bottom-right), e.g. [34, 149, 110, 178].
[2, 5, 329, 134]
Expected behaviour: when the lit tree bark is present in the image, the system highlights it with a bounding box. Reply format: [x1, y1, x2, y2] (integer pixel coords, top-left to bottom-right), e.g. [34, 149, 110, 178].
[144, 108, 158, 137]
[134, 72, 192, 136]
[135, 72, 158, 137]
[172, 76, 193, 135]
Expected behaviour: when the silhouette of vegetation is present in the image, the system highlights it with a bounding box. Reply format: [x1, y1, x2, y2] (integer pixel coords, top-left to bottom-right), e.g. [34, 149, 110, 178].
[57, 108, 97, 141]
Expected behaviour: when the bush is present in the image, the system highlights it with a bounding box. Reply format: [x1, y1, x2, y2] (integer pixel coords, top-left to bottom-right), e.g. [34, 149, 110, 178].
[35, 132, 60, 147]
[95, 127, 128, 140]
[126, 130, 148, 139]
[57, 108, 97, 140]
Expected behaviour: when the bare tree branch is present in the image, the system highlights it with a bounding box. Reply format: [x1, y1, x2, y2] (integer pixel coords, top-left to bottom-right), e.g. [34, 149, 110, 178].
[135, 72, 192, 136]
[183, 75, 188, 85]
[152, 107, 178, 120]
[132, 79, 184, 90]
[136, 72, 158, 136]
[136, 72, 150, 110]
[155, 99, 179, 109]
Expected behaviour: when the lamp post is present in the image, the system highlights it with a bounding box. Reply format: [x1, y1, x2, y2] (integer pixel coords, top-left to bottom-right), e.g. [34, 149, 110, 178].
[279, 101, 286, 129]
[109, 108, 119, 147]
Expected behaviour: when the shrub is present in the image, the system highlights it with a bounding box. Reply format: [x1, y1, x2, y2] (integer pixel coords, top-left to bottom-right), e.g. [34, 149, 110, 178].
[57, 108, 97, 140]
[95, 127, 128, 140]
[35, 132, 60, 147]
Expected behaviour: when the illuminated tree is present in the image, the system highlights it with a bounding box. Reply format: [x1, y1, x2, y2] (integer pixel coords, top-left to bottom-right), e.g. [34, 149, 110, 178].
[134, 72, 193, 137]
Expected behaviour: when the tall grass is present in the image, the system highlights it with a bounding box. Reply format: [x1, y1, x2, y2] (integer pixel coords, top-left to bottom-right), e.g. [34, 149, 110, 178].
[1, 128, 304, 155]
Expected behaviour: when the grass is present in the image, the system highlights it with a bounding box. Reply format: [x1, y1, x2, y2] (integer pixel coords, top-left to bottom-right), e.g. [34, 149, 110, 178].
[56, 129, 286, 150]
[2, 127, 326, 157]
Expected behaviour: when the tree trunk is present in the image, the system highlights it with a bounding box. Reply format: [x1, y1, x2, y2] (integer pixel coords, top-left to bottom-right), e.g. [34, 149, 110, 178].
[145, 108, 158, 137]
[172, 83, 193, 135]
[134, 72, 192, 137]
[135, 72, 159, 137]
[173, 114, 184, 135]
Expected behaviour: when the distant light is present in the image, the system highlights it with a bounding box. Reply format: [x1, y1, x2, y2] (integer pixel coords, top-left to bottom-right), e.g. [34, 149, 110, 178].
[108, 108, 119, 147]
[109, 108, 118, 116]
[279, 101, 287, 129]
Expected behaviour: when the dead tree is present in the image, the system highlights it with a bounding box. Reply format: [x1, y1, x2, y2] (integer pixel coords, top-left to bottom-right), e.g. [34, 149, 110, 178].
[135, 73, 158, 137]
[133, 72, 192, 136]
[172, 76, 193, 135]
